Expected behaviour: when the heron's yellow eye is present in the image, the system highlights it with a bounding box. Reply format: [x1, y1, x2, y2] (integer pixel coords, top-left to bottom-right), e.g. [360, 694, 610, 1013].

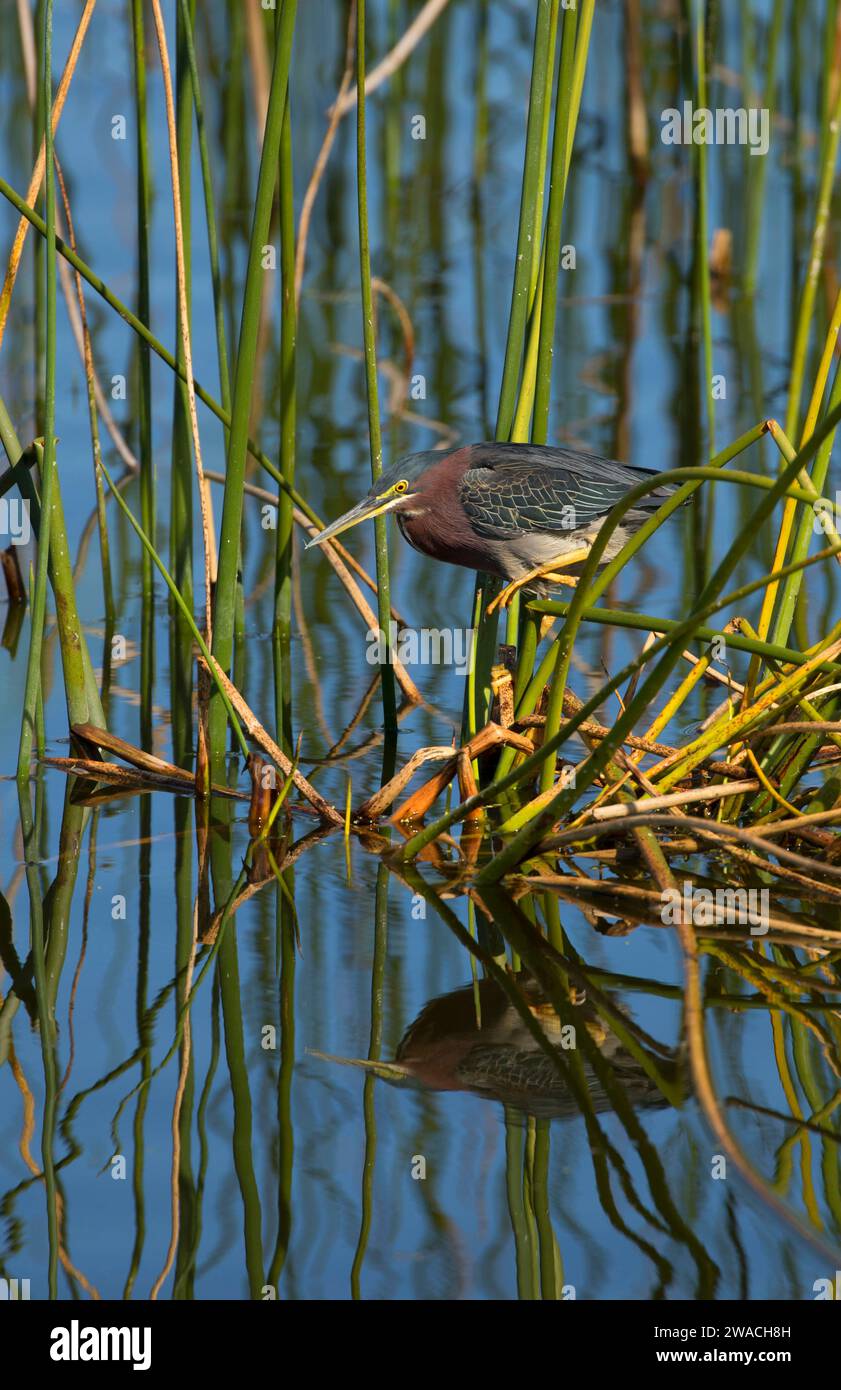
[393, 480, 408, 494]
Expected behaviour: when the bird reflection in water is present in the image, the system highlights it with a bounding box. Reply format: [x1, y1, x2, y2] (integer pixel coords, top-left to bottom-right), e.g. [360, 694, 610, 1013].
[314, 976, 681, 1122]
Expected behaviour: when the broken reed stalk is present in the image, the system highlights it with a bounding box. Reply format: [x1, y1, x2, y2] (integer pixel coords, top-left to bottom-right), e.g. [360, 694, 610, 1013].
[197, 655, 343, 827]
[385, 722, 532, 823]
[42, 757, 246, 802]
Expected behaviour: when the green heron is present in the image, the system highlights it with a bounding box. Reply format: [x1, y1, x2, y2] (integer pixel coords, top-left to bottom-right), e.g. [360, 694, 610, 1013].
[313, 977, 679, 1119]
[307, 442, 676, 610]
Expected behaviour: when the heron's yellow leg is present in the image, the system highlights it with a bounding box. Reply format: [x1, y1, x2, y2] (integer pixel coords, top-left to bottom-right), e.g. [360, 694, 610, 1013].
[487, 545, 591, 615]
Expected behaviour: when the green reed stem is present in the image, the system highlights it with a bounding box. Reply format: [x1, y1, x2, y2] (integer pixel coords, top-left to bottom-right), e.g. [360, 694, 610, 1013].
[527, 597, 840, 671]
[131, 0, 155, 754]
[266, 889, 297, 1289]
[130, 9, 154, 551]
[170, 0, 196, 769]
[356, 0, 396, 770]
[87, 371, 114, 632]
[773, 359, 841, 650]
[467, 0, 559, 742]
[17, 0, 57, 781]
[32, 0, 45, 432]
[275, 93, 295, 755]
[785, 53, 841, 441]
[505, 1115, 535, 1298]
[178, 0, 232, 416]
[23, 0, 58, 1298]
[209, 0, 297, 776]
[528, 1, 561, 308]
[172, 791, 197, 1297]
[217, 920, 265, 1298]
[531, 0, 583, 443]
[18, 778, 60, 1297]
[350, 860, 389, 1298]
[528, 0, 595, 788]
[496, 0, 555, 442]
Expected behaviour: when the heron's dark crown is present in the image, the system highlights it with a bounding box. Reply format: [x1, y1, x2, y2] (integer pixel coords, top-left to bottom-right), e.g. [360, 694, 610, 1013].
[365, 450, 445, 512]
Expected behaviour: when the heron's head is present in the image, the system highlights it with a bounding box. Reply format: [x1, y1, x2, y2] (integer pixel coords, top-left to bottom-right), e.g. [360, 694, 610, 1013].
[305, 452, 440, 550]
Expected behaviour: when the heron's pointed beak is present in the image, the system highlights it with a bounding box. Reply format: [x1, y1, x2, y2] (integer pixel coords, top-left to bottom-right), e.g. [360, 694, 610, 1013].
[305, 493, 404, 550]
[307, 1048, 413, 1084]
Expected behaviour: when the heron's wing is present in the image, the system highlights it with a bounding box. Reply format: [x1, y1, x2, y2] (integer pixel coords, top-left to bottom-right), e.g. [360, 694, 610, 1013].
[459, 456, 660, 541]
[468, 442, 671, 486]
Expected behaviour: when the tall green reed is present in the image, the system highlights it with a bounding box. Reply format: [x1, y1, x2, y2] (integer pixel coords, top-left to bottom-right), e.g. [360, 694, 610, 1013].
[131, 0, 156, 754]
[275, 92, 296, 756]
[16, 0, 57, 781]
[209, 0, 298, 778]
[20, 0, 59, 1299]
[170, 0, 196, 769]
[357, 0, 397, 777]
[466, 0, 559, 743]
